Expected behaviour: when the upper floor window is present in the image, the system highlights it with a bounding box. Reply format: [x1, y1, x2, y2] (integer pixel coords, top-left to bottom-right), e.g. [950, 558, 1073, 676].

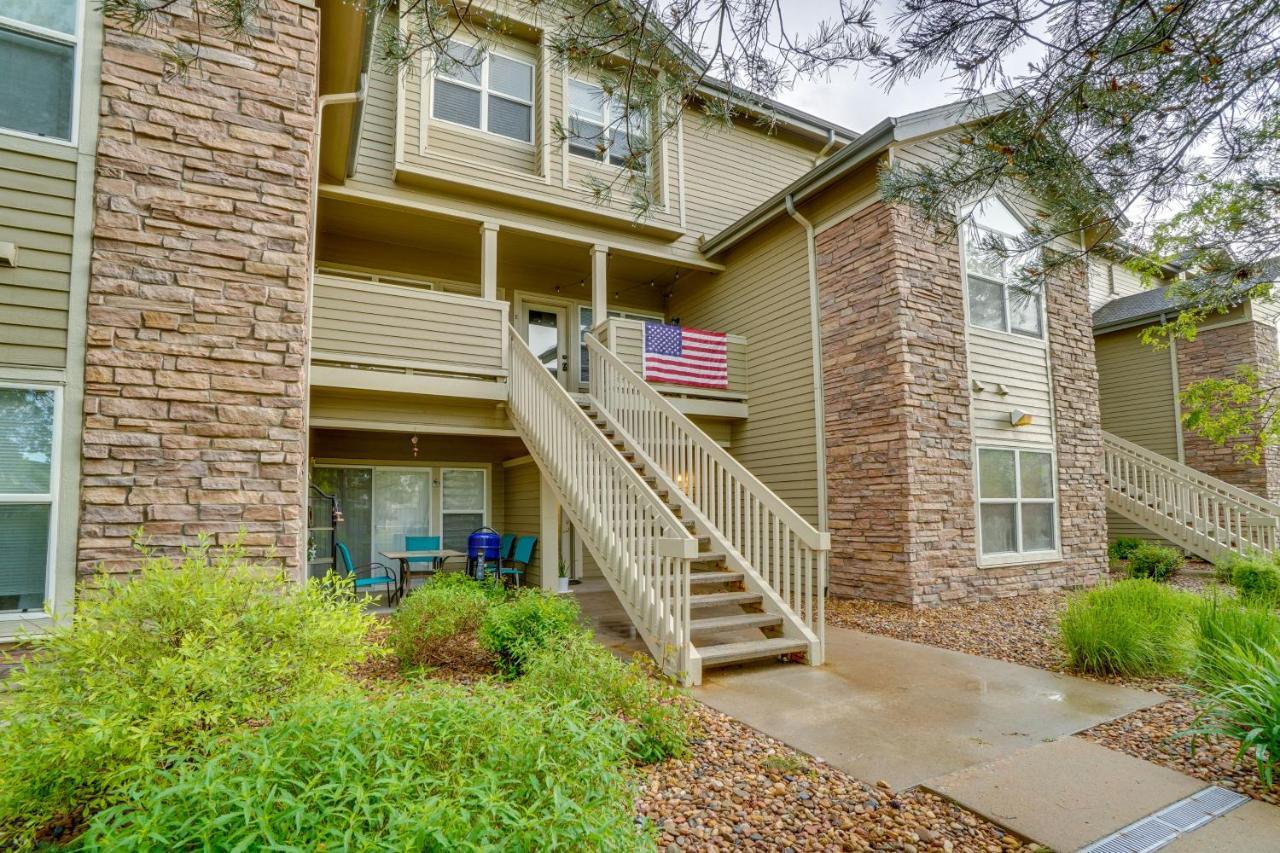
[432, 40, 533, 143]
[567, 79, 647, 170]
[962, 197, 1043, 338]
[0, 0, 79, 142]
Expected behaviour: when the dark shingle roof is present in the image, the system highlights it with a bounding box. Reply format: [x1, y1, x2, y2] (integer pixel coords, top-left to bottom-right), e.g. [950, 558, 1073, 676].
[1092, 287, 1180, 330]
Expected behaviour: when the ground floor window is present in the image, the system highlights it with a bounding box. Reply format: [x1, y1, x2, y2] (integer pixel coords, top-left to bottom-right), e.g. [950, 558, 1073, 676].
[309, 464, 487, 573]
[977, 447, 1057, 558]
[0, 385, 58, 612]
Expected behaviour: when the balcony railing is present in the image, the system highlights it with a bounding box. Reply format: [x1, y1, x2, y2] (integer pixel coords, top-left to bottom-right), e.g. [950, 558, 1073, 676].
[596, 317, 748, 407]
[310, 274, 508, 380]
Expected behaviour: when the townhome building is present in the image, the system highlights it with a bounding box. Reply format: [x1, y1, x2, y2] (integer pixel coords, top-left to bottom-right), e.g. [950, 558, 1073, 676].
[0, 0, 1140, 684]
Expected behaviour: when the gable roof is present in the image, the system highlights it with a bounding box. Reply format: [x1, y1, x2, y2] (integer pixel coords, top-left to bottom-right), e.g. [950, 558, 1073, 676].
[1091, 287, 1182, 332]
[700, 92, 1017, 257]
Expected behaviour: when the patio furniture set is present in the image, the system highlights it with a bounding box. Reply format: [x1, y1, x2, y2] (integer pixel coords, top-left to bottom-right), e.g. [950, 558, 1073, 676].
[337, 532, 538, 606]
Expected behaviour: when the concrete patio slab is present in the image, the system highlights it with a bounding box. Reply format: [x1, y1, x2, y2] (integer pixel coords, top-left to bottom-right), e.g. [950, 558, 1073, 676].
[924, 737, 1206, 851]
[690, 625, 1163, 788]
[1163, 800, 1280, 852]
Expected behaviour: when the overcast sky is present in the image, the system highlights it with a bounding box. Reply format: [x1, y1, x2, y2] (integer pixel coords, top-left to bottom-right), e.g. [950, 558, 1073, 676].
[767, 1, 1042, 133]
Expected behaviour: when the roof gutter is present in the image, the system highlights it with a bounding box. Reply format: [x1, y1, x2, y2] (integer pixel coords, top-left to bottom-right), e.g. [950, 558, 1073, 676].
[702, 117, 898, 257]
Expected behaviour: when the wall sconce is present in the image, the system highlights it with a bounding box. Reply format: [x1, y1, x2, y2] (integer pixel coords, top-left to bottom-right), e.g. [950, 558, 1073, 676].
[1010, 409, 1033, 427]
[410, 435, 419, 457]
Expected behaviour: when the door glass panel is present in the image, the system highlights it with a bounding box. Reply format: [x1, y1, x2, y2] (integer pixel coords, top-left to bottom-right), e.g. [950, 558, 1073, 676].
[527, 308, 561, 378]
[373, 469, 431, 567]
[313, 467, 373, 569]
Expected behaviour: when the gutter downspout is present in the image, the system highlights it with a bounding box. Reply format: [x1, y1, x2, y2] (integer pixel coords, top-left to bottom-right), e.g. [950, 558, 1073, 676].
[813, 128, 836, 165]
[786, 194, 829, 533]
[1162, 311, 1187, 463]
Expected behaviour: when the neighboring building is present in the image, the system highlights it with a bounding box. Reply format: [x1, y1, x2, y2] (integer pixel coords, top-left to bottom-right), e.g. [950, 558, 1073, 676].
[1091, 259, 1280, 550]
[2, 0, 1119, 681]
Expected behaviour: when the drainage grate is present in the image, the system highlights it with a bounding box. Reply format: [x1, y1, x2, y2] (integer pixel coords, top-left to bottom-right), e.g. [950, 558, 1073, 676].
[1078, 787, 1250, 853]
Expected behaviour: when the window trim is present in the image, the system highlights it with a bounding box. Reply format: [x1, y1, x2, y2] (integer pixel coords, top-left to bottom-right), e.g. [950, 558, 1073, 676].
[566, 76, 649, 171]
[975, 445, 1060, 567]
[0, 0, 82, 146]
[0, 381, 61, 618]
[431, 39, 535, 146]
[958, 196, 1046, 341]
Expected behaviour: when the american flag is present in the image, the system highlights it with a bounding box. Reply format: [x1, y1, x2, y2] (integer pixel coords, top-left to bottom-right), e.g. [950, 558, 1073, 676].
[642, 322, 728, 389]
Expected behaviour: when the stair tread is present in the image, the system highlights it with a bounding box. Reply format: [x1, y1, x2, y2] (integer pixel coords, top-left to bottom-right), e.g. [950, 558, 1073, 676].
[691, 612, 783, 631]
[697, 637, 808, 663]
[689, 591, 760, 607]
[692, 552, 727, 563]
[689, 571, 745, 585]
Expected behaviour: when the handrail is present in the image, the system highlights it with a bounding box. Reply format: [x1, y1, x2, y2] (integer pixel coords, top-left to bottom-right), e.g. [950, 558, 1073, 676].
[506, 325, 700, 681]
[1102, 430, 1280, 559]
[586, 334, 829, 644]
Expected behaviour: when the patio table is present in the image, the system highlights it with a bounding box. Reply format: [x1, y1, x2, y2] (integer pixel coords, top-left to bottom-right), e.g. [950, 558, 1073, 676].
[378, 549, 465, 600]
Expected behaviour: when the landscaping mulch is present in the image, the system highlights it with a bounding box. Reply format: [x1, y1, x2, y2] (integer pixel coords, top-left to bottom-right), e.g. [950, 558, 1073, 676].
[826, 578, 1279, 808]
[639, 702, 1035, 852]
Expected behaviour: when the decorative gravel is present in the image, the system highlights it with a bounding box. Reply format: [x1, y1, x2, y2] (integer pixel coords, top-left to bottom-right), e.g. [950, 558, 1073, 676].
[826, 573, 1279, 807]
[638, 702, 1036, 852]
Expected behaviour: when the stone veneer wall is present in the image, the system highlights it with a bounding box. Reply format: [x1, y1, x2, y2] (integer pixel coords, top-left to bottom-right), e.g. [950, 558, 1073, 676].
[78, 0, 318, 576]
[1177, 320, 1280, 501]
[817, 200, 1106, 606]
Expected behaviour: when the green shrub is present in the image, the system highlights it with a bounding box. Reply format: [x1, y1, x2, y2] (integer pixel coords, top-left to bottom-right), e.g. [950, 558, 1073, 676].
[390, 573, 504, 671]
[0, 540, 372, 850]
[80, 684, 652, 850]
[1193, 595, 1280, 687]
[1185, 644, 1280, 788]
[1213, 552, 1248, 584]
[1108, 536, 1145, 562]
[1126, 544, 1184, 581]
[1232, 557, 1280, 607]
[519, 634, 691, 763]
[1059, 579, 1197, 676]
[479, 588, 584, 677]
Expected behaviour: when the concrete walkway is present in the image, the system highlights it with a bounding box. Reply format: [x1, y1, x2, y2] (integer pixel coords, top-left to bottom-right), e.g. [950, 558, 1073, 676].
[692, 625, 1161, 788]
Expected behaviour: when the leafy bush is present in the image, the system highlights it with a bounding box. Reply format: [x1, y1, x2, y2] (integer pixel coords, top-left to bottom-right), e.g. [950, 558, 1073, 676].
[1212, 552, 1249, 584]
[80, 684, 652, 850]
[1185, 644, 1280, 787]
[390, 573, 504, 671]
[1059, 579, 1197, 676]
[1126, 544, 1184, 581]
[479, 588, 583, 677]
[1108, 536, 1145, 562]
[0, 541, 372, 850]
[1232, 557, 1280, 607]
[519, 634, 691, 763]
[1193, 595, 1280, 686]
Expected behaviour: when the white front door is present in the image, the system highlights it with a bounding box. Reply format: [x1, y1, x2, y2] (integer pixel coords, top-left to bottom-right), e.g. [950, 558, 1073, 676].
[522, 304, 570, 389]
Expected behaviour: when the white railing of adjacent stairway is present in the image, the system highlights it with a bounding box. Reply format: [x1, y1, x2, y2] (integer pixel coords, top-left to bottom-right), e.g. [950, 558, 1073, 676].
[506, 326, 701, 682]
[1102, 431, 1280, 558]
[586, 334, 829, 650]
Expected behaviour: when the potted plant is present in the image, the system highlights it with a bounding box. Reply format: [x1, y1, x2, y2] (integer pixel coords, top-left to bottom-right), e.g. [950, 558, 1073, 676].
[557, 561, 571, 593]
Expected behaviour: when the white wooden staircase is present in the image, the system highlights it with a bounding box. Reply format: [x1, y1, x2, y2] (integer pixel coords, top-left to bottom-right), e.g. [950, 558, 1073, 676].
[505, 325, 828, 685]
[1102, 431, 1280, 562]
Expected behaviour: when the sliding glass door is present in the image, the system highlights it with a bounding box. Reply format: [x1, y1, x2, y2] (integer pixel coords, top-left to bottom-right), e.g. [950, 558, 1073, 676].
[372, 468, 432, 565]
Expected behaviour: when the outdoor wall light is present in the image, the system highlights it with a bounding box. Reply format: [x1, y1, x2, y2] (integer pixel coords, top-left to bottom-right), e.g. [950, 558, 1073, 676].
[1010, 409, 1033, 427]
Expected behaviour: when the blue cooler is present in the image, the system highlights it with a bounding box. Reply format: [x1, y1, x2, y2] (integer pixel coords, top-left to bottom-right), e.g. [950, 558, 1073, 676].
[467, 527, 502, 580]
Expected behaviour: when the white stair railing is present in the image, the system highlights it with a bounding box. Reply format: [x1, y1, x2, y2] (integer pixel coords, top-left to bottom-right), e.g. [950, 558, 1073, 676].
[586, 334, 829, 658]
[1102, 430, 1280, 561]
[506, 326, 702, 683]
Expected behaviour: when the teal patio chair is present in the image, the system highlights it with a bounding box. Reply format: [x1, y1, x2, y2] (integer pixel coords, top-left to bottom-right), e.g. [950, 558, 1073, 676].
[404, 535, 441, 567]
[500, 535, 537, 587]
[336, 542, 398, 606]
[499, 533, 516, 564]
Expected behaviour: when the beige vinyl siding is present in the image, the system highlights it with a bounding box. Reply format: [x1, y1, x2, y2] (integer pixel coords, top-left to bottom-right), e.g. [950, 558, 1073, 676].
[689, 417, 731, 448]
[309, 389, 514, 434]
[968, 328, 1055, 448]
[353, 42, 397, 183]
[0, 143, 76, 367]
[681, 120, 816, 240]
[1089, 257, 1157, 311]
[501, 460, 543, 583]
[1095, 328, 1178, 459]
[668, 217, 820, 523]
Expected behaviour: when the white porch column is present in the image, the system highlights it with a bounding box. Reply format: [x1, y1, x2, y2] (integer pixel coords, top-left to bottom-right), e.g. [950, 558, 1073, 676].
[481, 222, 499, 301]
[539, 474, 561, 591]
[590, 243, 608, 328]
